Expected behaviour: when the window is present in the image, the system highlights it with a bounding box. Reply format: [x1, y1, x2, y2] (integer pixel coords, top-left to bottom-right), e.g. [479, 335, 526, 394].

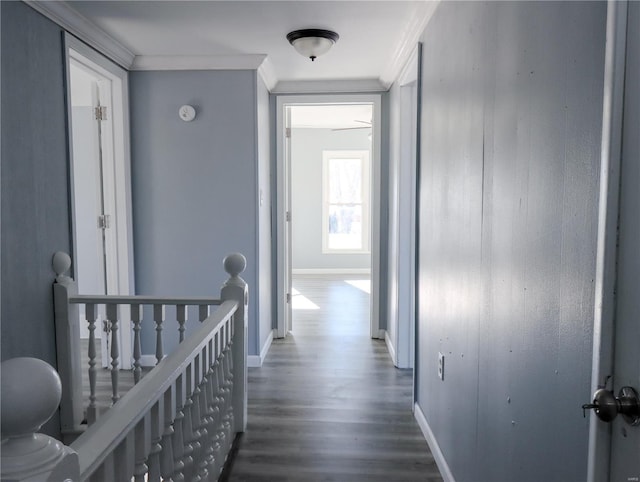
[322, 150, 370, 253]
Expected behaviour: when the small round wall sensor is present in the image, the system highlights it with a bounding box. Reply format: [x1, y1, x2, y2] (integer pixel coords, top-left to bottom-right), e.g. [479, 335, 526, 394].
[179, 105, 196, 122]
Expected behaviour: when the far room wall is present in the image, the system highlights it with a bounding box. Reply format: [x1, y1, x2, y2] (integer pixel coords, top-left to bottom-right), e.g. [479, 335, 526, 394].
[129, 69, 271, 358]
[291, 128, 372, 272]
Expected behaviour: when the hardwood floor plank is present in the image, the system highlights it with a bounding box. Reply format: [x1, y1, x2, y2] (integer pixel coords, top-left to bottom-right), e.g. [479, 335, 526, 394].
[228, 275, 442, 481]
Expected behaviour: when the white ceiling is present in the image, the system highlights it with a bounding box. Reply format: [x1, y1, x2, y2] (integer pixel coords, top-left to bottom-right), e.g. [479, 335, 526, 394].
[32, 1, 438, 91]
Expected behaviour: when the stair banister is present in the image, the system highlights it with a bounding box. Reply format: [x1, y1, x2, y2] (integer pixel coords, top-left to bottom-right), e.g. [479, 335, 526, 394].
[0, 357, 80, 481]
[221, 252, 248, 433]
[52, 251, 85, 438]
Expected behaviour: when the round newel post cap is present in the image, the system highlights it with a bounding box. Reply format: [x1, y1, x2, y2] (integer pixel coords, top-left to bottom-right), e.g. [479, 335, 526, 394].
[52, 251, 71, 278]
[1, 357, 62, 438]
[224, 253, 246, 278]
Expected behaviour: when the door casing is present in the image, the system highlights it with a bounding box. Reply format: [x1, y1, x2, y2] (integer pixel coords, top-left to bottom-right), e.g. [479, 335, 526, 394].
[275, 94, 383, 339]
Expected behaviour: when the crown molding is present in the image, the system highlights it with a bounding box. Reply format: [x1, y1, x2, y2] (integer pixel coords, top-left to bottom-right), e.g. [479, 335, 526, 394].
[257, 57, 278, 92]
[273, 78, 386, 94]
[24, 0, 135, 69]
[379, 0, 439, 88]
[130, 54, 267, 71]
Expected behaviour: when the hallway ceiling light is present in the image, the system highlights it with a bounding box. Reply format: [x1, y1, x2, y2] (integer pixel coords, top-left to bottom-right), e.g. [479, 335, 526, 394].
[286, 29, 339, 61]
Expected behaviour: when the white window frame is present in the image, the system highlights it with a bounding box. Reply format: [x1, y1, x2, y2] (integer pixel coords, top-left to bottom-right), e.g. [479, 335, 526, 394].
[321, 150, 371, 254]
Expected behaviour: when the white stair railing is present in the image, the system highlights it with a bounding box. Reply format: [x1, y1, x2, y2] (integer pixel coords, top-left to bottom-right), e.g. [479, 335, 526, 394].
[52, 252, 248, 440]
[0, 252, 248, 481]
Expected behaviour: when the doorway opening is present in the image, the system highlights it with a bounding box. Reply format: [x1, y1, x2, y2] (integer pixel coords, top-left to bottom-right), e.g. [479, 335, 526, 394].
[65, 35, 134, 369]
[275, 95, 382, 340]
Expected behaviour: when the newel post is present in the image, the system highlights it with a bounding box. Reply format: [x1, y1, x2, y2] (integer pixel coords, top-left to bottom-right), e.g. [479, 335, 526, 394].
[52, 252, 84, 439]
[220, 253, 248, 433]
[1, 357, 80, 481]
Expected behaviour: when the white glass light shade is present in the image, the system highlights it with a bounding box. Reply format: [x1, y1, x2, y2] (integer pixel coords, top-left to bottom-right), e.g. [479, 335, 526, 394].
[287, 29, 339, 61]
[291, 36, 334, 60]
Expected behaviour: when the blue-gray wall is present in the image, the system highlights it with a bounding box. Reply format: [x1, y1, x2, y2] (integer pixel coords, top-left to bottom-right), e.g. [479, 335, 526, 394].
[1, 1, 72, 437]
[291, 128, 372, 271]
[415, 2, 605, 481]
[130, 70, 265, 357]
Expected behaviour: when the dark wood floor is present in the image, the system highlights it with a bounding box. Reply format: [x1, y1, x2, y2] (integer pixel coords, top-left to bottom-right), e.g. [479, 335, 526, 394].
[228, 275, 443, 481]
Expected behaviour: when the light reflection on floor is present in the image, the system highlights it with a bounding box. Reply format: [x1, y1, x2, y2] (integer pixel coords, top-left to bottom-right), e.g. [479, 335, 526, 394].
[291, 287, 319, 310]
[344, 279, 371, 294]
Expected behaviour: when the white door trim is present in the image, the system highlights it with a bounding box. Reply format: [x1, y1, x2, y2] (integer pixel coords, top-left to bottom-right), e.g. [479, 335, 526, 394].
[390, 44, 421, 369]
[64, 34, 135, 369]
[587, 2, 628, 481]
[275, 94, 383, 339]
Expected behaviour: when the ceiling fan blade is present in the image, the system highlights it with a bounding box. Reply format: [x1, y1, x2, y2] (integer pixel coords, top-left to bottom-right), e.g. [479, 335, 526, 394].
[331, 126, 372, 131]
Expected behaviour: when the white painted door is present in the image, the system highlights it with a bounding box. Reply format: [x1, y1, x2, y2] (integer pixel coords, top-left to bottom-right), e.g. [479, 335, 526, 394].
[284, 106, 293, 334]
[608, 0, 639, 477]
[66, 39, 133, 370]
[69, 60, 113, 368]
[588, 2, 639, 480]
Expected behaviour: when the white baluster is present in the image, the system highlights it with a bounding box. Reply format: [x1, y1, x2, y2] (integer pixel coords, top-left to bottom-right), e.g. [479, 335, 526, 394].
[193, 353, 209, 481]
[199, 304, 210, 323]
[160, 388, 176, 480]
[221, 324, 234, 453]
[132, 303, 143, 383]
[154, 304, 165, 365]
[182, 365, 196, 481]
[172, 374, 186, 482]
[114, 433, 135, 481]
[86, 303, 99, 424]
[214, 336, 228, 457]
[106, 303, 120, 404]
[187, 361, 203, 477]
[147, 401, 162, 481]
[177, 304, 187, 343]
[203, 340, 221, 477]
[210, 339, 225, 478]
[133, 417, 149, 482]
[0, 358, 80, 482]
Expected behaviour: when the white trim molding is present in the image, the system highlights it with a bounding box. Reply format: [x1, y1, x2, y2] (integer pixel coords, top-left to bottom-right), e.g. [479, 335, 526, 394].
[248, 329, 274, 368]
[384, 330, 397, 366]
[25, 1, 135, 69]
[379, 1, 439, 88]
[130, 54, 267, 71]
[258, 57, 278, 92]
[414, 403, 456, 482]
[273, 79, 386, 94]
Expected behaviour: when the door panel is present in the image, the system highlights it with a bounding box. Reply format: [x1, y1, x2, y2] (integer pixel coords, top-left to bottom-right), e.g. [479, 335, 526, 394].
[610, 1, 640, 478]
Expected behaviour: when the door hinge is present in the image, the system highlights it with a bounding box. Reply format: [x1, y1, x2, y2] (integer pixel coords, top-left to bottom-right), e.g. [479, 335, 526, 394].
[285, 127, 291, 138]
[286, 293, 291, 304]
[98, 214, 111, 229]
[286, 211, 291, 222]
[94, 105, 108, 121]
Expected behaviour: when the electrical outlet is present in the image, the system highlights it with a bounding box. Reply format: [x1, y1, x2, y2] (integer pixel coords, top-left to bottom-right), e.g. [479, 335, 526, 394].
[438, 352, 445, 380]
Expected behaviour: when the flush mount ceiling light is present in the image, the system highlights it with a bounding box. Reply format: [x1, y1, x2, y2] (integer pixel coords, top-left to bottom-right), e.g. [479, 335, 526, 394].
[286, 29, 339, 61]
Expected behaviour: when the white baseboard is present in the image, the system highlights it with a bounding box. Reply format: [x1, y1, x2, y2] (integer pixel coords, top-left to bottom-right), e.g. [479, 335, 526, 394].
[248, 329, 274, 368]
[414, 403, 456, 482]
[292, 268, 371, 275]
[139, 354, 158, 368]
[384, 330, 398, 366]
